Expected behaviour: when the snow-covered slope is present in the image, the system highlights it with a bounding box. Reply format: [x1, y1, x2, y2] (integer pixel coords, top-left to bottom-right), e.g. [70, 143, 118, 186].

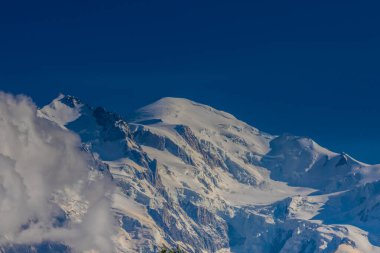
[36, 95, 380, 253]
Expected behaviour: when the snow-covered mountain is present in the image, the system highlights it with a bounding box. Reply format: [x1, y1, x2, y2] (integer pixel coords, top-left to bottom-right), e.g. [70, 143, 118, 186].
[38, 95, 380, 253]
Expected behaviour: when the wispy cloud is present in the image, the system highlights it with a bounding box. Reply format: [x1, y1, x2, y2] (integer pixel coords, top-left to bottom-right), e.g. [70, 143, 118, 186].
[0, 92, 115, 252]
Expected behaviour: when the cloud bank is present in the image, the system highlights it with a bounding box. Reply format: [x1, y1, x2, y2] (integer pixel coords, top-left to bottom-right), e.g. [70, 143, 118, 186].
[0, 92, 115, 252]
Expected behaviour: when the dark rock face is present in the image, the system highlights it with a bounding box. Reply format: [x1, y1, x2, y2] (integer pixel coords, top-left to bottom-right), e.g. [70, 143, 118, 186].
[175, 125, 258, 186]
[59, 95, 82, 108]
[147, 201, 229, 253]
[93, 107, 132, 141]
[132, 125, 194, 165]
[269, 229, 293, 253]
[224, 157, 258, 186]
[335, 154, 348, 167]
[59, 99, 153, 168]
[122, 216, 144, 235]
[175, 125, 224, 168]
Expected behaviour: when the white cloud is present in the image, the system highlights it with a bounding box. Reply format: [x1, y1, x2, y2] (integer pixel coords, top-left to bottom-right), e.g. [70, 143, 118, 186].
[0, 92, 115, 252]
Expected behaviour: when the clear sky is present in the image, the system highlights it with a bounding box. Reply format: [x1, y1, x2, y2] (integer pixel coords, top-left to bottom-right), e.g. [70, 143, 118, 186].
[1, 0, 379, 164]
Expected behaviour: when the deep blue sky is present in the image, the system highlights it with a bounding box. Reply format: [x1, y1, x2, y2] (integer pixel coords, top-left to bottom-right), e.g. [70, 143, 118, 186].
[1, 0, 380, 163]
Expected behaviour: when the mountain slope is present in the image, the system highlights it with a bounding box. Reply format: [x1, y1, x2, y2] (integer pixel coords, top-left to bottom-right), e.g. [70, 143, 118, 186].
[38, 95, 380, 253]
